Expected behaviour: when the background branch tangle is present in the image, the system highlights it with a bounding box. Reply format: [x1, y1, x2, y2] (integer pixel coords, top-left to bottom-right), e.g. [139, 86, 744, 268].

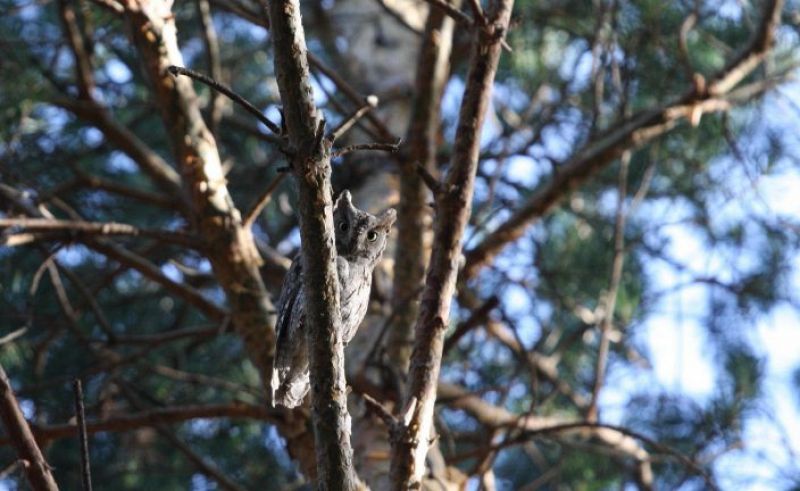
[0, 0, 797, 489]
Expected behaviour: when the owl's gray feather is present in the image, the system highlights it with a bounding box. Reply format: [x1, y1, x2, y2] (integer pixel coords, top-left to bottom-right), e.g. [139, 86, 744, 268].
[270, 190, 396, 408]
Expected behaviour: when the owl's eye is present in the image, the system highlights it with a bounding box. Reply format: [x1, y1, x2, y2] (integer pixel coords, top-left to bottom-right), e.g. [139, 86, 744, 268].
[367, 230, 379, 242]
[338, 221, 348, 232]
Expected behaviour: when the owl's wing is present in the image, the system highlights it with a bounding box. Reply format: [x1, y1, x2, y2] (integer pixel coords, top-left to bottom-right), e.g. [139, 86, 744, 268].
[270, 256, 309, 407]
[275, 256, 302, 346]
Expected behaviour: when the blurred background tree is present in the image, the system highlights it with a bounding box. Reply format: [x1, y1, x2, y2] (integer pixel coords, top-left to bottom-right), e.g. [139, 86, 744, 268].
[1, 0, 799, 489]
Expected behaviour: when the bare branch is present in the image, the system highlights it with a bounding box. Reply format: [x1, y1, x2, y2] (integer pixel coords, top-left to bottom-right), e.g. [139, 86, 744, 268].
[0, 363, 59, 491]
[243, 173, 287, 229]
[389, 0, 514, 485]
[0, 218, 202, 249]
[167, 65, 281, 135]
[327, 95, 379, 142]
[195, 0, 224, 134]
[0, 403, 280, 446]
[264, 0, 359, 486]
[332, 142, 401, 158]
[72, 380, 93, 491]
[86, 239, 226, 322]
[388, 2, 459, 372]
[587, 151, 630, 423]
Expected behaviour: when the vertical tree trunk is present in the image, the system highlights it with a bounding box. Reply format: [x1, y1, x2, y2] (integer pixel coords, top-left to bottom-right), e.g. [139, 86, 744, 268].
[265, 0, 359, 487]
[389, 0, 514, 486]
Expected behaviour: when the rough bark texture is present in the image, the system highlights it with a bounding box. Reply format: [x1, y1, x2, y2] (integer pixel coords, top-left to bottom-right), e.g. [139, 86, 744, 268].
[388, 0, 514, 486]
[387, 2, 459, 375]
[266, 0, 358, 488]
[122, 0, 315, 477]
[0, 364, 60, 491]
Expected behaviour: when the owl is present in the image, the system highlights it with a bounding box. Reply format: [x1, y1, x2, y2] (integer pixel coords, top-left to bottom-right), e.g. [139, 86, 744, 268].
[270, 190, 396, 408]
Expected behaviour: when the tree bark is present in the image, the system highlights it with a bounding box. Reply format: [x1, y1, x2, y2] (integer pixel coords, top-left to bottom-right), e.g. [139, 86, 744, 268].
[387, 1, 459, 376]
[265, 0, 359, 488]
[389, 0, 514, 486]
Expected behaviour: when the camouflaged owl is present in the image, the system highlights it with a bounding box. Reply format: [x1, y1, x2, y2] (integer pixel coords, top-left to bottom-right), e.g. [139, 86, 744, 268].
[270, 190, 396, 408]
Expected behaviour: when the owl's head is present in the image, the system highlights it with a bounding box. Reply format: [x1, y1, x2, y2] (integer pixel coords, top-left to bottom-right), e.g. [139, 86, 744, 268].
[333, 190, 396, 262]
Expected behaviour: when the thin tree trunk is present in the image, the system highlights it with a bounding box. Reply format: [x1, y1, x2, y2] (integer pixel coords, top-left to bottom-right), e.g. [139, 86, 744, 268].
[265, 0, 359, 487]
[389, 0, 514, 486]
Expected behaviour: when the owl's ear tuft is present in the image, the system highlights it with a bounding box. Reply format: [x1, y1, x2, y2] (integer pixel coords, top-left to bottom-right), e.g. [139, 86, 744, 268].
[377, 208, 397, 229]
[334, 190, 353, 211]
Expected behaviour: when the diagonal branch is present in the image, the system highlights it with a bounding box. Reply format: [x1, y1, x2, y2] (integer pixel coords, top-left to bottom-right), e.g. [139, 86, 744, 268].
[167, 65, 281, 135]
[0, 363, 60, 491]
[461, 0, 785, 280]
[388, 0, 514, 486]
[86, 239, 226, 322]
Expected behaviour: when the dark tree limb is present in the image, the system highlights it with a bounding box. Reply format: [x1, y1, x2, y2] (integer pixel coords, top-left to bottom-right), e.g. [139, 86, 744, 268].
[0, 364, 59, 491]
[0, 402, 282, 447]
[263, 0, 359, 487]
[243, 173, 287, 228]
[167, 65, 281, 135]
[462, 0, 785, 280]
[387, 0, 460, 374]
[0, 218, 202, 249]
[388, 0, 514, 486]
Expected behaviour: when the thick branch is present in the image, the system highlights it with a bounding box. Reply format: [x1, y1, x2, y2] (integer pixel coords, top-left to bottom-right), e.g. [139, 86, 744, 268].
[125, 0, 276, 399]
[265, 0, 357, 487]
[389, 0, 514, 486]
[0, 364, 59, 491]
[388, 1, 459, 374]
[461, 0, 785, 280]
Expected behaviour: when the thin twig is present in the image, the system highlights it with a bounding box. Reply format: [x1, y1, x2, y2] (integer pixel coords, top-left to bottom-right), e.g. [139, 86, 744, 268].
[0, 328, 28, 347]
[360, 392, 398, 430]
[420, 0, 473, 27]
[586, 151, 630, 423]
[73, 379, 93, 491]
[332, 141, 401, 158]
[416, 162, 442, 195]
[167, 65, 281, 135]
[243, 173, 287, 228]
[327, 95, 379, 143]
[307, 52, 398, 142]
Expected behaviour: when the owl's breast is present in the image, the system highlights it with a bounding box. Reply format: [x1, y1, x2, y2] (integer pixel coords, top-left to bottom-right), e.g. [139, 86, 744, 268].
[338, 259, 373, 344]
